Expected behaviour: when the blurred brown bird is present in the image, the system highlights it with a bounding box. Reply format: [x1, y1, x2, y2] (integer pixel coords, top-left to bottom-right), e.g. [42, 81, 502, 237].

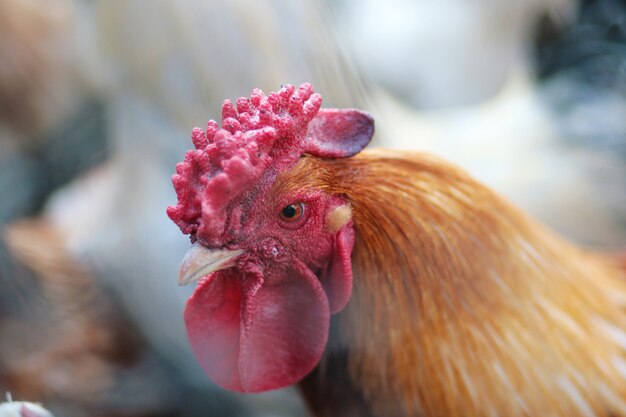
[0, 220, 176, 417]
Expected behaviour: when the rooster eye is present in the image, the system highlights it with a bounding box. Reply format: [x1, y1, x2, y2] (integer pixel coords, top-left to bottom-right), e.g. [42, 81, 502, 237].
[279, 202, 305, 223]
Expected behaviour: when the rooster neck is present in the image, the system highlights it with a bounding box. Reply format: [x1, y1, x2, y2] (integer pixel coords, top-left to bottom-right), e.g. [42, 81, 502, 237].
[299, 317, 376, 417]
[310, 149, 626, 417]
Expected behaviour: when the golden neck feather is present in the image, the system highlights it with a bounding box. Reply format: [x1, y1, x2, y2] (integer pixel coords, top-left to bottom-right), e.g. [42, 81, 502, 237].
[292, 149, 626, 417]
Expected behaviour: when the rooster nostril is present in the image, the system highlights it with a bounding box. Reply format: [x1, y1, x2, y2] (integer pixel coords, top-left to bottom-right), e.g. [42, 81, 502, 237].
[256, 238, 285, 260]
[263, 244, 281, 259]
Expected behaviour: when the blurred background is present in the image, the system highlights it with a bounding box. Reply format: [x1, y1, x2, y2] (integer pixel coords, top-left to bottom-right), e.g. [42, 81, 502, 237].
[0, 0, 624, 415]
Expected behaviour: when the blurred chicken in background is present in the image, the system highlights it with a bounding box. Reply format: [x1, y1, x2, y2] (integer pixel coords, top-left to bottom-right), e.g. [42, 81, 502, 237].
[0, 0, 107, 224]
[0, 220, 185, 417]
[1, 0, 625, 415]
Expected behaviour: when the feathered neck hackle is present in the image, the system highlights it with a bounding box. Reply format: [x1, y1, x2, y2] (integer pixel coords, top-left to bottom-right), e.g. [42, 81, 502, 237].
[282, 150, 626, 417]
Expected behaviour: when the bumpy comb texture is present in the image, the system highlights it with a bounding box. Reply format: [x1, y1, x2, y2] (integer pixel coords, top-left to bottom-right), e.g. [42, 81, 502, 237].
[166, 83, 322, 244]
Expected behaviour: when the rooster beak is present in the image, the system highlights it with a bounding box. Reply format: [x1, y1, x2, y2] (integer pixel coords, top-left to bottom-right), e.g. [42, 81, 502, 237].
[178, 242, 245, 286]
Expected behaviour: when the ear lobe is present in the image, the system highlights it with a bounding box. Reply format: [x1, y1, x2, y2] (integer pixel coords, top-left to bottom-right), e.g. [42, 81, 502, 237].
[320, 223, 355, 313]
[305, 109, 374, 158]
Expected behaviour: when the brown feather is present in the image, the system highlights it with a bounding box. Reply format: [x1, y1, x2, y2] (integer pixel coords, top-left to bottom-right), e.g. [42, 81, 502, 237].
[276, 149, 626, 417]
[0, 220, 153, 416]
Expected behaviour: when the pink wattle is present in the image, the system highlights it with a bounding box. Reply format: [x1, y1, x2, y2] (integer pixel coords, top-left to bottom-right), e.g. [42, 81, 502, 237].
[184, 264, 330, 392]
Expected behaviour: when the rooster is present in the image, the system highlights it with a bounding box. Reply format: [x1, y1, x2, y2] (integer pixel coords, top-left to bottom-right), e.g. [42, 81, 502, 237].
[167, 83, 626, 417]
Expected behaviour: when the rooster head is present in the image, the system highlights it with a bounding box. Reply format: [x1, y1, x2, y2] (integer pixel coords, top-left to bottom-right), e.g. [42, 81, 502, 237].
[167, 83, 374, 392]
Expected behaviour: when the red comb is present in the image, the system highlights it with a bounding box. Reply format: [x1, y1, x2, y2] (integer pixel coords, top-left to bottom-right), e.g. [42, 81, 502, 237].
[166, 83, 322, 244]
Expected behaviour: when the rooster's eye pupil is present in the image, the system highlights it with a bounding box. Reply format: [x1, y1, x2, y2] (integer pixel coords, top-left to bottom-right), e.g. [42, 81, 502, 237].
[279, 202, 305, 224]
[282, 205, 297, 218]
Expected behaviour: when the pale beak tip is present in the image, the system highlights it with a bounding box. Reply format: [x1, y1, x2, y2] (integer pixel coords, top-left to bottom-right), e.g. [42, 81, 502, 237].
[177, 243, 245, 287]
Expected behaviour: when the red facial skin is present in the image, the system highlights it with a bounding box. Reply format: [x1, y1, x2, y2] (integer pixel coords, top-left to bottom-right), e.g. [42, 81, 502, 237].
[184, 175, 355, 392]
[168, 83, 372, 393]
